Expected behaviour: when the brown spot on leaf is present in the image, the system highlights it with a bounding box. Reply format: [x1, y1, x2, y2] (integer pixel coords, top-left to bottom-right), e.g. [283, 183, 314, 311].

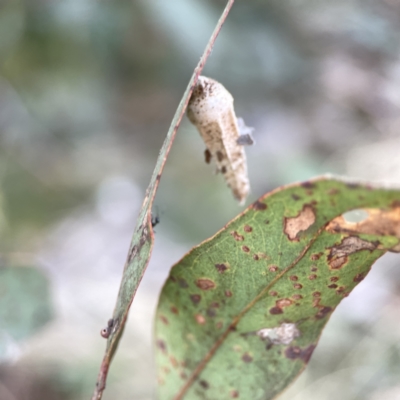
[292, 194, 301, 200]
[269, 265, 279, 272]
[330, 276, 339, 282]
[231, 231, 244, 241]
[301, 181, 315, 189]
[353, 273, 365, 282]
[270, 291, 278, 296]
[195, 314, 206, 325]
[242, 245, 250, 253]
[308, 274, 317, 280]
[215, 263, 229, 273]
[244, 225, 253, 232]
[242, 353, 253, 363]
[285, 345, 316, 363]
[225, 290, 233, 297]
[253, 201, 267, 210]
[284, 205, 316, 241]
[199, 380, 209, 389]
[180, 372, 187, 380]
[327, 236, 377, 270]
[157, 339, 167, 353]
[311, 253, 322, 261]
[170, 306, 179, 314]
[290, 275, 299, 281]
[169, 356, 179, 368]
[230, 390, 239, 398]
[315, 306, 332, 319]
[293, 283, 303, 289]
[196, 278, 216, 290]
[328, 283, 338, 289]
[160, 315, 169, 325]
[253, 254, 259, 260]
[270, 306, 283, 315]
[313, 291, 321, 297]
[336, 286, 346, 293]
[190, 294, 201, 305]
[276, 298, 293, 308]
[178, 278, 189, 288]
[311, 266, 318, 272]
[207, 308, 217, 317]
[292, 294, 303, 300]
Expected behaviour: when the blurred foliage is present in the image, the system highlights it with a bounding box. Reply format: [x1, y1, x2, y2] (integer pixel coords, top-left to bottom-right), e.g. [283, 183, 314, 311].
[0, 265, 52, 359]
[0, 0, 399, 399]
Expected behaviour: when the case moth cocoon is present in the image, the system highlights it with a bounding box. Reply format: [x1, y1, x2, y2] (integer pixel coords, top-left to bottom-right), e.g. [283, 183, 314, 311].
[187, 76, 252, 204]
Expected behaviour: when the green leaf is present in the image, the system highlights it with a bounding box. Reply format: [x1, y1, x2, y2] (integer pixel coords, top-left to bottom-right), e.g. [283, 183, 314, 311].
[155, 177, 400, 400]
[0, 265, 53, 359]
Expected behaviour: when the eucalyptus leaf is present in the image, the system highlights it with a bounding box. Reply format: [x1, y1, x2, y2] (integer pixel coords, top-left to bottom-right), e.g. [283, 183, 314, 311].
[155, 177, 400, 400]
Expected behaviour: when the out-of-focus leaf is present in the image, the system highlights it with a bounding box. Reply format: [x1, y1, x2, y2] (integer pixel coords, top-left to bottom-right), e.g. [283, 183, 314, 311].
[0, 265, 52, 357]
[155, 177, 400, 400]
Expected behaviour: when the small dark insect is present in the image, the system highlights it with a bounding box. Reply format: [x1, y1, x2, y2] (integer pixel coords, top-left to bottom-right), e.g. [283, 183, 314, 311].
[151, 206, 160, 228]
[151, 214, 160, 228]
[100, 318, 114, 339]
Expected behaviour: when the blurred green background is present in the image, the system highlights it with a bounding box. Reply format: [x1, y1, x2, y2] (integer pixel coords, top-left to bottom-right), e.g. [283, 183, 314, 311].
[1, 0, 400, 399]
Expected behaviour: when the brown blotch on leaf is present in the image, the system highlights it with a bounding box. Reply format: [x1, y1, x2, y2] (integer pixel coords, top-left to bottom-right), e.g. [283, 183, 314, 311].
[315, 306, 332, 319]
[292, 194, 301, 201]
[327, 236, 378, 270]
[326, 207, 400, 241]
[353, 273, 365, 282]
[178, 278, 189, 288]
[190, 294, 202, 305]
[215, 263, 229, 273]
[231, 231, 244, 241]
[336, 286, 346, 294]
[293, 283, 303, 289]
[170, 306, 179, 315]
[285, 345, 316, 363]
[284, 204, 316, 241]
[242, 245, 250, 253]
[330, 276, 339, 282]
[195, 314, 206, 325]
[292, 294, 303, 300]
[230, 390, 239, 398]
[311, 265, 318, 272]
[308, 274, 317, 280]
[225, 290, 233, 297]
[253, 254, 259, 261]
[253, 201, 267, 210]
[160, 315, 169, 325]
[290, 275, 299, 281]
[270, 291, 278, 297]
[242, 353, 253, 363]
[313, 291, 321, 297]
[269, 265, 279, 272]
[244, 225, 253, 232]
[196, 278, 216, 290]
[270, 306, 283, 315]
[199, 380, 209, 389]
[328, 283, 338, 289]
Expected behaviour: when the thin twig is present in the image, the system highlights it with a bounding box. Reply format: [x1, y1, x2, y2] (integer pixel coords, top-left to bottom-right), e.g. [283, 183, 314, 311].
[91, 1, 235, 399]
